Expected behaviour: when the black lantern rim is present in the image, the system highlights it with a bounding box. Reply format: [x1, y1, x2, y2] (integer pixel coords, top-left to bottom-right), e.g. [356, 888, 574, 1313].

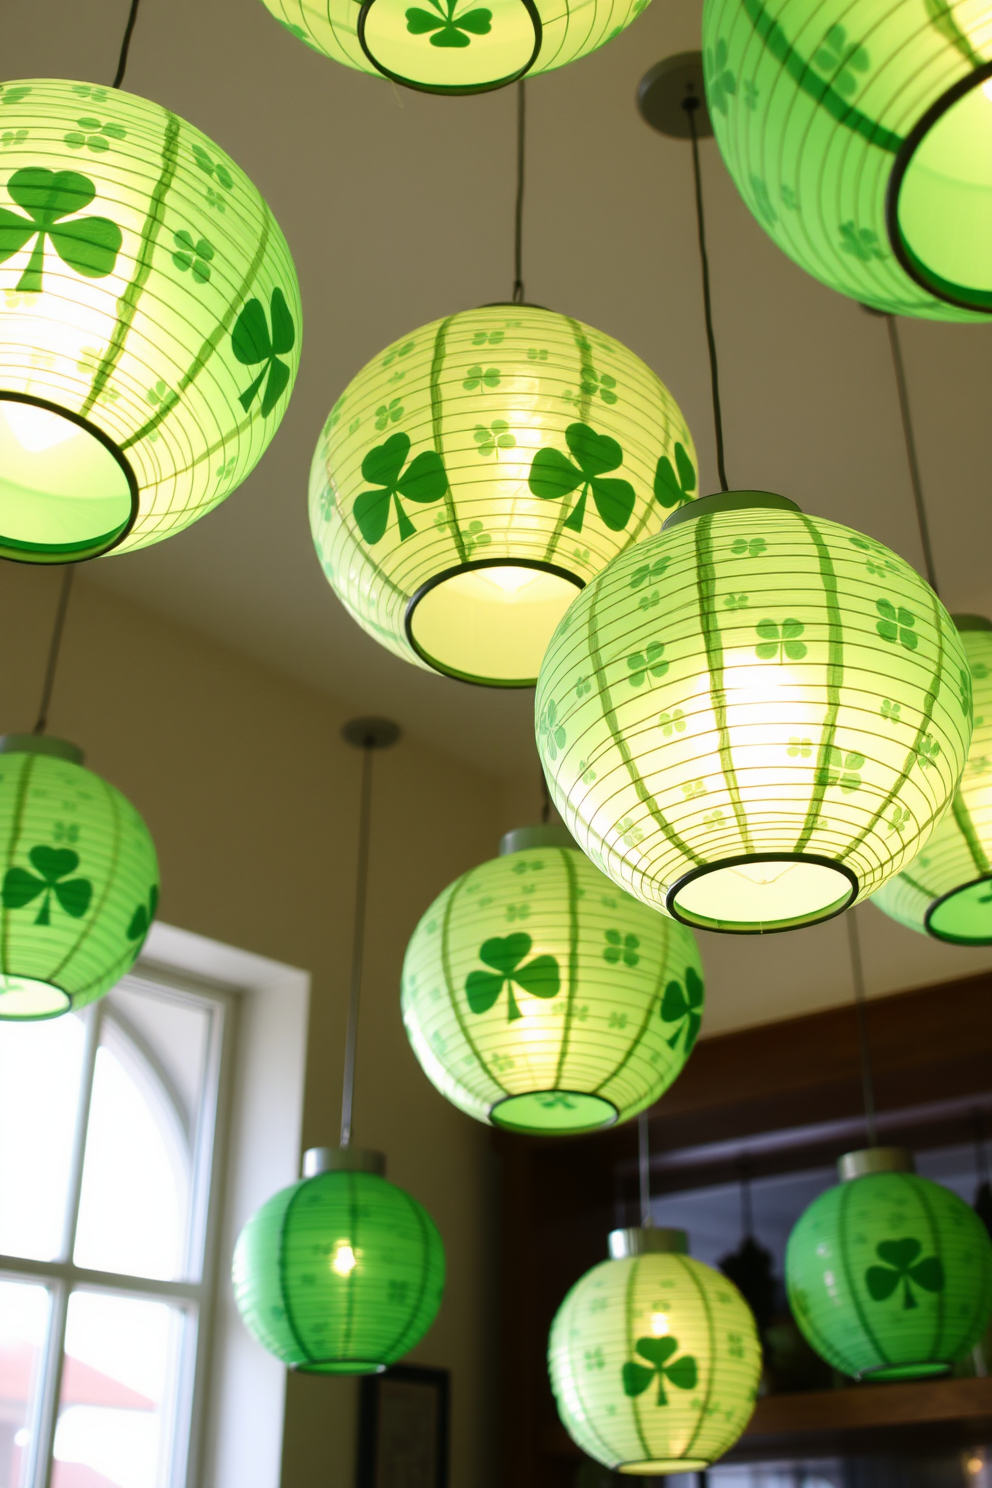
[666, 852, 859, 935]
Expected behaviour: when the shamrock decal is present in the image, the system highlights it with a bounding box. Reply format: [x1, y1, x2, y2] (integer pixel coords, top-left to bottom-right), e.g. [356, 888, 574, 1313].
[2, 847, 92, 926]
[172, 230, 214, 283]
[622, 1336, 698, 1405]
[660, 967, 704, 1055]
[840, 222, 885, 262]
[474, 420, 515, 458]
[627, 643, 668, 687]
[580, 368, 617, 405]
[539, 700, 566, 761]
[64, 116, 126, 153]
[865, 1239, 944, 1310]
[406, 0, 492, 45]
[0, 168, 121, 294]
[755, 618, 807, 663]
[733, 537, 767, 558]
[375, 398, 404, 431]
[232, 288, 295, 416]
[812, 23, 869, 97]
[660, 709, 685, 736]
[465, 934, 559, 1021]
[881, 699, 901, 725]
[529, 423, 635, 534]
[705, 38, 736, 114]
[192, 145, 233, 190]
[787, 737, 812, 758]
[654, 443, 697, 510]
[463, 364, 500, 391]
[876, 600, 917, 650]
[127, 885, 159, 942]
[632, 559, 669, 590]
[603, 930, 640, 967]
[819, 746, 864, 793]
[352, 432, 447, 544]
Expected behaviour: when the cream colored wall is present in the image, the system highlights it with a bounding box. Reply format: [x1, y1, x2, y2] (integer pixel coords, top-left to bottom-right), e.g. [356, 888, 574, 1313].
[0, 562, 502, 1488]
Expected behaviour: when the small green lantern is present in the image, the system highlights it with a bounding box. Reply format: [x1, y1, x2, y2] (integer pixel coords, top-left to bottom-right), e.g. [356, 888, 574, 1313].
[701, 0, 992, 319]
[549, 1227, 761, 1474]
[232, 1147, 445, 1374]
[535, 491, 972, 934]
[786, 1147, 992, 1380]
[0, 734, 159, 1018]
[402, 824, 704, 1136]
[873, 616, 992, 943]
[309, 304, 697, 688]
[0, 79, 300, 563]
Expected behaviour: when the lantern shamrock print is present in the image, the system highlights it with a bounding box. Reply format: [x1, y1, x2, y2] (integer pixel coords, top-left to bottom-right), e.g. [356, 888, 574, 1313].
[401, 824, 704, 1135]
[0, 79, 300, 563]
[310, 304, 697, 688]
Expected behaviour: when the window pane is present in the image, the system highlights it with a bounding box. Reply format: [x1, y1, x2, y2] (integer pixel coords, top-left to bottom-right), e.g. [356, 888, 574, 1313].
[0, 1017, 85, 1260]
[0, 1279, 49, 1488]
[52, 1291, 189, 1488]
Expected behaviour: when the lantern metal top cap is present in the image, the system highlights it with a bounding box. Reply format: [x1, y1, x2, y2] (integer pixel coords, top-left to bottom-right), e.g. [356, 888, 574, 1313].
[662, 491, 801, 533]
[303, 1146, 386, 1178]
[341, 718, 400, 750]
[500, 824, 574, 856]
[0, 734, 84, 765]
[952, 614, 992, 633]
[637, 53, 714, 140]
[609, 1226, 689, 1259]
[838, 1146, 915, 1182]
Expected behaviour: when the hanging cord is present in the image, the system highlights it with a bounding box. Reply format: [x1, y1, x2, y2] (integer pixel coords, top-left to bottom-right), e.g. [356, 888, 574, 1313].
[885, 316, 939, 595]
[683, 97, 729, 493]
[637, 1112, 653, 1227]
[846, 908, 878, 1147]
[512, 81, 526, 304]
[112, 0, 142, 88]
[340, 739, 376, 1148]
[738, 1160, 753, 1238]
[33, 567, 76, 737]
[540, 768, 551, 825]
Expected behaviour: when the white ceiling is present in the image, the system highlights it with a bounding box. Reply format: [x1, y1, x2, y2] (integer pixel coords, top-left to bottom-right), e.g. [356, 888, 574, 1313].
[7, 0, 992, 779]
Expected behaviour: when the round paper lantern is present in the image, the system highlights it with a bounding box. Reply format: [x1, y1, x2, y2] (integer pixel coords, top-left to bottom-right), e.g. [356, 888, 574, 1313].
[0, 78, 301, 563]
[872, 615, 992, 943]
[261, 0, 654, 94]
[310, 304, 697, 688]
[232, 1147, 445, 1374]
[0, 734, 158, 1018]
[786, 1147, 992, 1380]
[701, 0, 992, 319]
[401, 824, 704, 1135]
[549, 1227, 761, 1474]
[535, 491, 972, 934]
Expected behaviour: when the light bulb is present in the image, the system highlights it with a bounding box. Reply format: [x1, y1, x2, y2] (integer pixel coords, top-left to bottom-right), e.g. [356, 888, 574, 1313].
[331, 1242, 357, 1276]
[2, 403, 80, 453]
[982, 79, 992, 102]
[650, 1311, 670, 1337]
[480, 566, 540, 597]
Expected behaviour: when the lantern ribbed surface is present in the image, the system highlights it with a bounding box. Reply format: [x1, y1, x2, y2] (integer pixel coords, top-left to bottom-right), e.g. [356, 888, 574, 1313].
[786, 1157, 992, 1380]
[0, 79, 301, 563]
[0, 737, 159, 1019]
[309, 305, 697, 688]
[548, 1237, 761, 1473]
[872, 616, 992, 943]
[401, 825, 705, 1135]
[260, 0, 654, 94]
[701, 0, 992, 318]
[232, 1167, 445, 1374]
[535, 492, 972, 934]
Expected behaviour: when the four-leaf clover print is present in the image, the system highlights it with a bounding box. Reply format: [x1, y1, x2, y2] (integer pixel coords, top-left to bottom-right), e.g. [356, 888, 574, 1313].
[627, 643, 668, 687]
[540, 700, 566, 761]
[840, 222, 886, 262]
[622, 1336, 698, 1405]
[172, 230, 214, 283]
[232, 288, 296, 416]
[654, 442, 697, 510]
[865, 1239, 944, 1310]
[465, 933, 559, 1022]
[580, 368, 618, 405]
[813, 23, 869, 97]
[0, 168, 121, 293]
[660, 967, 704, 1055]
[603, 930, 640, 967]
[376, 398, 404, 431]
[818, 746, 864, 793]
[529, 423, 635, 534]
[463, 363, 500, 391]
[2, 847, 92, 926]
[64, 116, 126, 153]
[755, 618, 807, 663]
[705, 39, 736, 114]
[406, 0, 492, 45]
[876, 600, 917, 650]
[353, 432, 447, 544]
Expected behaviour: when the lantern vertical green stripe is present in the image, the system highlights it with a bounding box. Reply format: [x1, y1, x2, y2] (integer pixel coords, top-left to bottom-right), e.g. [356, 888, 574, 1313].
[0, 79, 300, 562]
[310, 305, 697, 688]
[786, 1148, 992, 1380]
[701, 0, 992, 318]
[535, 492, 972, 933]
[872, 616, 992, 942]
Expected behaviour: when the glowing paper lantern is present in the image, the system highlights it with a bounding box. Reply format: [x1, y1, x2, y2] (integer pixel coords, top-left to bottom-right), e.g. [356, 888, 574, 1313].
[0, 734, 158, 1018]
[402, 824, 704, 1135]
[0, 78, 300, 563]
[310, 304, 696, 687]
[701, 0, 992, 319]
[536, 491, 972, 934]
[873, 615, 992, 943]
[549, 1227, 761, 1473]
[786, 1147, 992, 1380]
[232, 1147, 445, 1374]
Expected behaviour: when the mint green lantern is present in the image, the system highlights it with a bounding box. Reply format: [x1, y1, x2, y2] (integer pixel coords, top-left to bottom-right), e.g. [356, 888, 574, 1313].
[401, 825, 704, 1136]
[873, 616, 992, 943]
[0, 79, 300, 563]
[0, 735, 159, 1018]
[549, 1227, 761, 1474]
[232, 1148, 445, 1374]
[309, 304, 697, 688]
[786, 1147, 992, 1380]
[535, 492, 972, 934]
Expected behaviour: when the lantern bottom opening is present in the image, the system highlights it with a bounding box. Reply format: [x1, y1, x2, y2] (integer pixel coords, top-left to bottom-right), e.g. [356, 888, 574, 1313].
[0, 975, 71, 1020]
[668, 853, 857, 933]
[406, 560, 582, 687]
[0, 395, 138, 563]
[924, 874, 992, 945]
[490, 1089, 617, 1134]
[864, 1362, 950, 1382]
[292, 1358, 387, 1375]
[617, 1460, 711, 1475]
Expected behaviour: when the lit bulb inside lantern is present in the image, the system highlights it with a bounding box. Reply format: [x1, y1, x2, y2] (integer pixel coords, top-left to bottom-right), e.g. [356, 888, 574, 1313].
[480, 566, 541, 597]
[331, 1242, 357, 1276]
[650, 1312, 670, 1337]
[2, 403, 81, 453]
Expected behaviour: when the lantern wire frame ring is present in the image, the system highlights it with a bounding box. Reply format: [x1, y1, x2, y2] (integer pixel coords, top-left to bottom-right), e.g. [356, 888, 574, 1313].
[667, 851, 859, 935]
[356, 0, 543, 92]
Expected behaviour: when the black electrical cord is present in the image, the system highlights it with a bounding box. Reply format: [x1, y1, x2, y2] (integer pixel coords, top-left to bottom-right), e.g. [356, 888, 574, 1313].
[885, 315, 940, 595]
[33, 567, 76, 737]
[340, 738, 376, 1148]
[637, 1111, 653, 1227]
[683, 97, 730, 493]
[846, 908, 878, 1147]
[512, 81, 526, 304]
[112, 0, 143, 89]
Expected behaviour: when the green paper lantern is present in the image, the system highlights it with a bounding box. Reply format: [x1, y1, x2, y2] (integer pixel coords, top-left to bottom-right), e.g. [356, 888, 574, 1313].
[535, 491, 972, 934]
[786, 1147, 992, 1380]
[0, 79, 301, 563]
[310, 304, 696, 688]
[232, 1148, 445, 1374]
[0, 735, 159, 1019]
[872, 615, 992, 943]
[702, 0, 992, 318]
[261, 0, 654, 95]
[401, 824, 704, 1136]
[549, 1227, 761, 1474]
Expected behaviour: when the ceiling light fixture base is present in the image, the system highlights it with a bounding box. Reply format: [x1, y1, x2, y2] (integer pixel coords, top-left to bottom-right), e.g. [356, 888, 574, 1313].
[342, 718, 401, 750]
[637, 53, 713, 140]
